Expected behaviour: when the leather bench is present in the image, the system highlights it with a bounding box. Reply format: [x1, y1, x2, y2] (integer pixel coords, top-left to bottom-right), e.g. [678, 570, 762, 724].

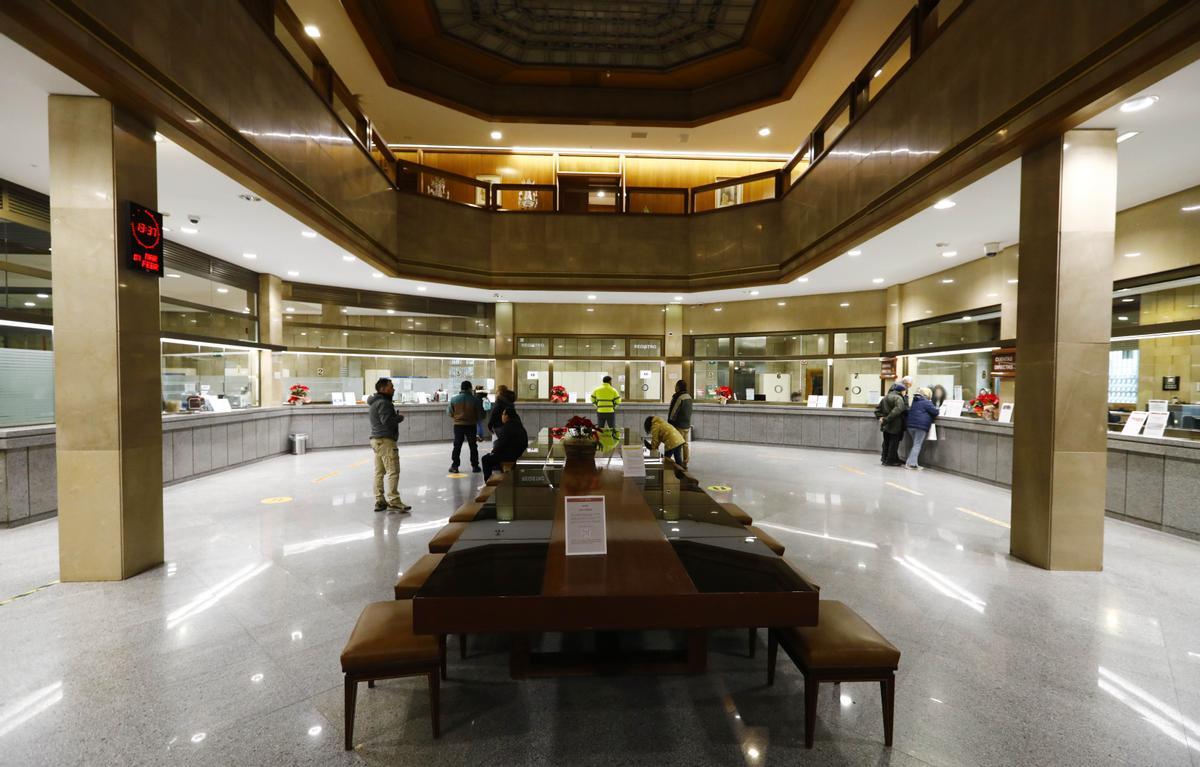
[427, 522, 468, 553]
[767, 600, 900, 748]
[394, 553, 467, 661]
[449, 501, 484, 523]
[746, 525, 785, 556]
[720, 502, 753, 526]
[340, 601, 443, 748]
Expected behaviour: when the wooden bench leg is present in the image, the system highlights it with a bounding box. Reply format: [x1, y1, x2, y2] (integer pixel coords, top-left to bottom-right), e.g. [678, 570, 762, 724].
[803, 674, 818, 749]
[438, 635, 447, 680]
[881, 674, 895, 747]
[367, 680, 375, 688]
[343, 677, 357, 750]
[747, 627, 756, 658]
[766, 629, 778, 686]
[458, 634, 467, 660]
[428, 669, 441, 739]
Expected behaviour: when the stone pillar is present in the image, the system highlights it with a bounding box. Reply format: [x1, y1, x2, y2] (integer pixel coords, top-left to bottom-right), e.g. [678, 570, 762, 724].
[664, 303, 684, 394]
[49, 95, 163, 581]
[258, 274, 283, 406]
[884, 285, 902, 352]
[1010, 129, 1116, 571]
[494, 301, 514, 390]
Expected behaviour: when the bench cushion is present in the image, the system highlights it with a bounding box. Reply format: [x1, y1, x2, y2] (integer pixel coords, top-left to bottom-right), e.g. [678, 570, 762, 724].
[720, 502, 753, 526]
[394, 553, 445, 600]
[449, 502, 484, 523]
[746, 525, 785, 556]
[340, 601, 440, 674]
[427, 522, 468, 553]
[781, 601, 900, 670]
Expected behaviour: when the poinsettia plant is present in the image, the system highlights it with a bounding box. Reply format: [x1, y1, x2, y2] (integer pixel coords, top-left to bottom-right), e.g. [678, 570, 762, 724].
[549, 385, 569, 403]
[548, 426, 568, 440]
[715, 385, 734, 403]
[287, 384, 310, 405]
[564, 415, 598, 438]
[969, 390, 1000, 414]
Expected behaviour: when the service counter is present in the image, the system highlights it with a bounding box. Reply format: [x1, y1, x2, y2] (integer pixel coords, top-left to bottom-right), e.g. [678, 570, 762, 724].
[2, 402, 1198, 538]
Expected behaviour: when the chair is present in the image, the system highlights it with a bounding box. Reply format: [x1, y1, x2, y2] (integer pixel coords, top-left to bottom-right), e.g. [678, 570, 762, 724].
[767, 601, 900, 748]
[720, 502, 753, 526]
[394, 553, 467, 661]
[427, 522, 468, 553]
[341, 601, 443, 748]
[745, 525, 785, 556]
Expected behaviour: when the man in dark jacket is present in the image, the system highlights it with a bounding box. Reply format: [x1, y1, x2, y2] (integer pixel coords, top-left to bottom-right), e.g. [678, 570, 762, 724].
[487, 386, 516, 437]
[877, 382, 908, 467]
[482, 408, 528, 480]
[667, 380, 694, 468]
[447, 380, 481, 473]
[367, 378, 410, 512]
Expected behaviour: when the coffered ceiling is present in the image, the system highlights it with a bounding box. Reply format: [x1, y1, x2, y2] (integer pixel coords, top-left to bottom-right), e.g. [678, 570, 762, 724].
[342, 0, 847, 124]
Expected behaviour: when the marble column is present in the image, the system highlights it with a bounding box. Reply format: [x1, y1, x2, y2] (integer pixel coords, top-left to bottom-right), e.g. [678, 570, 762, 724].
[494, 301, 514, 390]
[49, 95, 163, 581]
[1010, 129, 1117, 571]
[258, 274, 283, 406]
[664, 303, 684, 393]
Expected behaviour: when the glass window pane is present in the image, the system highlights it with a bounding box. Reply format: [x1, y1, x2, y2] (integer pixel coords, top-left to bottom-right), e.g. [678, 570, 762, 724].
[516, 359, 551, 400]
[0, 324, 55, 426]
[734, 336, 767, 357]
[555, 360, 621, 402]
[160, 341, 259, 411]
[629, 361, 661, 401]
[730, 360, 822, 402]
[629, 338, 662, 358]
[518, 336, 549, 356]
[833, 330, 884, 355]
[906, 310, 1001, 350]
[694, 360, 729, 398]
[830, 358, 883, 407]
[694, 337, 731, 358]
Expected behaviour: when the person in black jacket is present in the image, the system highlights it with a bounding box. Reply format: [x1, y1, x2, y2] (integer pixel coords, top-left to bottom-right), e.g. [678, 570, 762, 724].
[482, 408, 528, 480]
[487, 385, 516, 437]
[876, 382, 908, 466]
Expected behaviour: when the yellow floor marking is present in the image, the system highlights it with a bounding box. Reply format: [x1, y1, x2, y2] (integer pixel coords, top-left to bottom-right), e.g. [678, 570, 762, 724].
[447, 473, 468, 479]
[885, 481, 924, 496]
[260, 496, 293, 505]
[312, 471, 340, 483]
[956, 506, 1011, 529]
[838, 465, 867, 476]
[707, 485, 732, 492]
[0, 580, 59, 607]
[348, 458, 371, 468]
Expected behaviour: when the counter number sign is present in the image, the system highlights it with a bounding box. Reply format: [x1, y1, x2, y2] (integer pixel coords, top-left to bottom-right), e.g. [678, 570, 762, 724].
[127, 202, 164, 277]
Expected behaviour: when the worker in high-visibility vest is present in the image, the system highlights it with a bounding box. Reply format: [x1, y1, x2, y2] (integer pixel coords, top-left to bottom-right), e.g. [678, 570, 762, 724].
[590, 375, 622, 430]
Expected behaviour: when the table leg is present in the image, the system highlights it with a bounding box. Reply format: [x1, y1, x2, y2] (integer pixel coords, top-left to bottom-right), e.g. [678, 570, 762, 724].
[686, 630, 708, 673]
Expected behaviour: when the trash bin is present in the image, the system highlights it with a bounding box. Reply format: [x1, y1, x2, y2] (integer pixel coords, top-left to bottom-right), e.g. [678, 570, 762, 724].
[289, 433, 309, 455]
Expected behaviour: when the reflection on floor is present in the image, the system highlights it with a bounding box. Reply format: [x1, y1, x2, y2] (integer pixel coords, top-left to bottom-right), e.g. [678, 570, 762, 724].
[2, 442, 1199, 766]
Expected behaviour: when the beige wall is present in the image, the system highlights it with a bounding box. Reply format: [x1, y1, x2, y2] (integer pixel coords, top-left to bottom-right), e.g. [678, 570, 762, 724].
[514, 303, 668, 336]
[1137, 336, 1200, 404]
[898, 247, 1019, 336]
[1114, 184, 1200, 280]
[681, 290, 886, 336]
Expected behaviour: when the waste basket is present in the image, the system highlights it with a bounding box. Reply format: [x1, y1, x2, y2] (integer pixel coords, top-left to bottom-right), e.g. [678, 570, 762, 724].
[290, 433, 309, 455]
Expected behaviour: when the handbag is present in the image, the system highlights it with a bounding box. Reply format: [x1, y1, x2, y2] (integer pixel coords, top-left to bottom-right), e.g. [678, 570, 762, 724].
[927, 423, 938, 441]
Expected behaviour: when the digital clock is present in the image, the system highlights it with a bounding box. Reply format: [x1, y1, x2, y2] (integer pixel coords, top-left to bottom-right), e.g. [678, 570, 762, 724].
[126, 202, 164, 277]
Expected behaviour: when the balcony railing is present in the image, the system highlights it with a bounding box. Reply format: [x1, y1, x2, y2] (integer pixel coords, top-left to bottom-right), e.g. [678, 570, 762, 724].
[271, 0, 967, 216]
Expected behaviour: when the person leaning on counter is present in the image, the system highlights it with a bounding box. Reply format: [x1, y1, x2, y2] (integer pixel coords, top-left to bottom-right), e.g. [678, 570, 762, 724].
[644, 416, 686, 466]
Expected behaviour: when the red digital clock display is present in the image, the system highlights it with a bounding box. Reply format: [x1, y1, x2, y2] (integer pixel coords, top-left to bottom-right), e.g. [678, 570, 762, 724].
[127, 202, 164, 277]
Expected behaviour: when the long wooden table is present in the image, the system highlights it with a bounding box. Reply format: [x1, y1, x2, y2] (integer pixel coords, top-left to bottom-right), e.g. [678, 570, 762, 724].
[411, 462, 818, 676]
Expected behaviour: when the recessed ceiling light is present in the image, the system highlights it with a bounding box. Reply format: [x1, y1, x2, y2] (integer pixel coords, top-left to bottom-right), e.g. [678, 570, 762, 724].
[941, 279, 955, 284]
[341, 308, 349, 313]
[925, 309, 933, 314]
[36, 293, 49, 298]
[216, 287, 229, 294]
[587, 294, 597, 300]
[777, 301, 786, 306]
[300, 231, 319, 240]
[963, 315, 973, 321]
[1123, 252, 1141, 258]
[1119, 95, 1158, 113]
[942, 250, 958, 257]
[749, 290, 759, 296]
[1063, 143, 1070, 151]
[153, 133, 165, 143]
[757, 127, 771, 137]
[713, 307, 723, 312]
[342, 331, 349, 336]
[242, 252, 256, 259]
[372, 272, 383, 278]
[872, 278, 884, 284]
[23, 301, 35, 307]
[1121, 297, 1134, 302]
[839, 302, 850, 307]
[1117, 315, 1129, 321]
[986, 292, 999, 297]
[303, 24, 320, 38]
[287, 270, 300, 277]
[795, 277, 809, 283]
[166, 273, 181, 278]
[242, 307, 250, 313]
[386, 309, 395, 314]
[300, 332, 307, 336]
[1007, 278, 1019, 284]
[342, 255, 355, 262]
[417, 285, 427, 291]
[1182, 204, 1200, 212]
[933, 198, 956, 210]
[673, 295, 683, 301]
[847, 249, 862, 256]
[490, 130, 503, 140]
[1116, 131, 1139, 143]
[586, 307, 594, 312]
[285, 307, 295, 313]
[873, 68, 883, 78]
[180, 226, 198, 234]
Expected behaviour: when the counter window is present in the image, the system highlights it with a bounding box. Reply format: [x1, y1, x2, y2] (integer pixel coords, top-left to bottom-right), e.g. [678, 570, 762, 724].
[694, 359, 730, 399]
[693, 337, 731, 358]
[833, 330, 883, 355]
[909, 350, 1001, 403]
[555, 360, 623, 402]
[517, 337, 550, 356]
[1112, 277, 1200, 332]
[628, 361, 662, 401]
[159, 259, 258, 344]
[830, 358, 883, 407]
[730, 360, 820, 402]
[1, 218, 52, 325]
[905, 308, 1001, 351]
[0, 322, 54, 427]
[161, 341, 260, 411]
[553, 337, 625, 357]
[516, 360, 550, 400]
[276, 353, 494, 404]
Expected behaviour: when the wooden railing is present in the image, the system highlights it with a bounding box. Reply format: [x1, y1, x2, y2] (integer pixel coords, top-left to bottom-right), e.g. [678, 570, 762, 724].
[269, 0, 965, 215]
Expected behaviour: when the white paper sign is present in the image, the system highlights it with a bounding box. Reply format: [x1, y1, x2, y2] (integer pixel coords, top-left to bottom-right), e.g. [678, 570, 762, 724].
[807, 395, 819, 407]
[1121, 411, 1148, 435]
[569, 392, 578, 403]
[527, 371, 539, 379]
[998, 403, 1014, 423]
[330, 392, 345, 405]
[831, 396, 844, 409]
[816, 396, 829, 408]
[746, 388, 755, 400]
[639, 369, 652, 379]
[941, 400, 965, 418]
[621, 445, 645, 477]
[343, 392, 357, 405]
[1143, 412, 1170, 439]
[1148, 400, 1169, 414]
[565, 496, 607, 556]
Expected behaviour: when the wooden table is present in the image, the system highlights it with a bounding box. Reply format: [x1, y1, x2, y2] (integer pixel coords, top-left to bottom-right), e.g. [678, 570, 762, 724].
[411, 463, 818, 677]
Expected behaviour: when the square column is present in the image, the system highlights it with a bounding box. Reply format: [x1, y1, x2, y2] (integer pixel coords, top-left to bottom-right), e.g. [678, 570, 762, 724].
[494, 301, 514, 389]
[1010, 130, 1117, 571]
[49, 95, 163, 581]
[258, 273, 283, 406]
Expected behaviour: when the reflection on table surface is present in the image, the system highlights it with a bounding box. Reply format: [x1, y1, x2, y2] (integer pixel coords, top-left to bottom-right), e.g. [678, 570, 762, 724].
[518, 427, 662, 464]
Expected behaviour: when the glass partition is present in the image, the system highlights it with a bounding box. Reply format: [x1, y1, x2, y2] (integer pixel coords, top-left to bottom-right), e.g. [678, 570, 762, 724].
[276, 353, 494, 405]
[834, 330, 883, 355]
[160, 341, 260, 411]
[553, 337, 624, 357]
[731, 360, 823, 402]
[160, 269, 257, 343]
[0, 322, 54, 427]
[908, 350, 997, 402]
[1, 219, 53, 324]
[694, 359, 730, 399]
[831, 358, 883, 406]
[516, 359, 550, 401]
[555, 361, 620, 402]
[628, 361, 662, 401]
[905, 308, 1001, 350]
[693, 336, 731, 358]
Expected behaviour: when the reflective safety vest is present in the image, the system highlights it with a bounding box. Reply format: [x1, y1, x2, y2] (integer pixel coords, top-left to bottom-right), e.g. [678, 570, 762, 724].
[590, 383, 622, 413]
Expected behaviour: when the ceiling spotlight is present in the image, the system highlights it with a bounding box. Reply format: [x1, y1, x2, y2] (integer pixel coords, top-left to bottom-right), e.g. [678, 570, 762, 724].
[847, 249, 862, 256]
[285, 307, 295, 313]
[757, 127, 771, 137]
[1182, 204, 1200, 212]
[36, 293, 49, 298]
[1116, 131, 1139, 143]
[839, 302, 850, 307]
[941, 278, 955, 284]
[1123, 252, 1141, 258]
[749, 290, 759, 296]
[587, 294, 597, 300]
[342, 255, 356, 262]
[166, 273, 181, 279]
[963, 315, 973, 321]
[986, 292, 999, 298]
[1121, 297, 1134, 303]
[242, 252, 257, 259]
[490, 130, 503, 140]
[386, 309, 395, 314]
[713, 307, 723, 312]
[1007, 279, 1019, 284]
[795, 277, 809, 283]
[596, 190, 606, 198]
[216, 287, 229, 294]
[372, 272, 383, 278]
[1119, 95, 1158, 113]
[180, 226, 198, 234]
[942, 250, 958, 257]
[932, 198, 956, 210]
[872, 277, 884, 284]
[673, 295, 683, 301]
[777, 301, 786, 306]
[301, 230, 317, 238]
[287, 270, 300, 277]
[303, 24, 320, 38]
[23, 301, 36, 307]
[417, 285, 427, 291]
[586, 307, 594, 312]
[1117, 316, 1129, 321]
[153, 132, 165, 143]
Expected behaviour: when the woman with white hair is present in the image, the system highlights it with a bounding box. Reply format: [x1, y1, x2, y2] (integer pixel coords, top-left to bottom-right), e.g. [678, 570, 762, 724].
[905, 387, 940, 470]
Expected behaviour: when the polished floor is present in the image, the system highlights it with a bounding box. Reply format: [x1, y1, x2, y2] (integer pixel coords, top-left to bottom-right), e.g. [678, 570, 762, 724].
[2, 441, 1199, 766]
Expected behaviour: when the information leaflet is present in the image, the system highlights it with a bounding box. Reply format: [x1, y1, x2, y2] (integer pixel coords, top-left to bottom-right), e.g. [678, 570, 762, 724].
[564, 496, 607, 556]
[1121, 411, 1148, 435]
[1142, 412, 1170, 439]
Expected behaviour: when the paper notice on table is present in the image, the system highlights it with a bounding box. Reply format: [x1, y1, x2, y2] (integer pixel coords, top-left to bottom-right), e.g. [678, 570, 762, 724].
[1121, 411, 1148, 435]
[942, 400, 965, 418]
[816, 396, 829, 408]
[343, 392, 357, 405]
[565, 496, 607, 556]
[1148, 400, 1169, 414]
[621, 445, 645, 477]
[1142, 412, 1169, 439]
[330, 392, 344, 405]
[998, 403, 1014, 423]
[806, 395, 818, 407]
[831, 396, 844, 408]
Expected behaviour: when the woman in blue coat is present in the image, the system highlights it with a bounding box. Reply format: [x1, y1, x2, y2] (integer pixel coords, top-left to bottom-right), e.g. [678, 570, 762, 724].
[905, 387, 940, 470]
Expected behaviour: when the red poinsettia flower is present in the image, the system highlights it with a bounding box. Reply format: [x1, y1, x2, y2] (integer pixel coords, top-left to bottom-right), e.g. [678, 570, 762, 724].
[549, 385, 569, 403]
[715, 385, 734, 399]
[548, 426, 568, 440]
[565, 415, 595, 431]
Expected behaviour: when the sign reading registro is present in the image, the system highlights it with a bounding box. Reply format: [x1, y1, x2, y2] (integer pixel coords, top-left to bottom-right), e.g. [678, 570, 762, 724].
[125, 202, 164, 277]
[564, 496, 607, 556]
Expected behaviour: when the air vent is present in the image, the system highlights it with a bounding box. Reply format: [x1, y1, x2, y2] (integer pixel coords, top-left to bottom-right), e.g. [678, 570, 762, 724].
[0, 180, 51, 229]
[630, 131, 647, 139]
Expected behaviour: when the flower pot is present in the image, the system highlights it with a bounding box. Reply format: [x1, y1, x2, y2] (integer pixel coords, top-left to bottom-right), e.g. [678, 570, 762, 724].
[561, 435, 598, 474]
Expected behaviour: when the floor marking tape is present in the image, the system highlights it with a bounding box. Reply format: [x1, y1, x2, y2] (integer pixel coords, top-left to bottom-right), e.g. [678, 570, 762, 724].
[0, 580, 59, 607]
[885, 481, 924, 496]
[956, 506, 1011, 529]
[838, 465, 867, 476]
[312, 471, 340, 483]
